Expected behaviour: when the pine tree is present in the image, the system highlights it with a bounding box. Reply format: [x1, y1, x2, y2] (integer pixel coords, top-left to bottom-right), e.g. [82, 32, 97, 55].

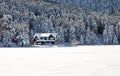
[103, 24, 115, 45]
[69, 26, 77, 44]
[115, 20, 120, 43]
[91, 19, 98, 33]
[85, 27, 97, 45]
[57, 26, 64, 44]
[113, 34, 119, 45]
[79, 35, 84, 45]
[103, 29, 109, 44]
[48, 21, 55, 33]
[75, 19, 86, 40]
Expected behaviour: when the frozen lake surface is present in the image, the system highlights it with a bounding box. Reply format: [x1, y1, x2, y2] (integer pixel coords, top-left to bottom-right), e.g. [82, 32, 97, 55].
[0, 46, 120, 76]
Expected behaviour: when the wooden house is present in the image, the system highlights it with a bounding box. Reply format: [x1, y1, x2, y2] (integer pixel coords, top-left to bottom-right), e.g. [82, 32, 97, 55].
[33, 33, 57, 45]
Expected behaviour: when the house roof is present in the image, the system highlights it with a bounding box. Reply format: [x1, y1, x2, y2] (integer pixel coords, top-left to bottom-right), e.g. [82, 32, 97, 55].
[34, 33, 57, 38]
[51, 33, 57, 38]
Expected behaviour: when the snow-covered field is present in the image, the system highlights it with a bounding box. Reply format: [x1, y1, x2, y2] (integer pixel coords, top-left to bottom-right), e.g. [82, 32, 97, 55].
[0, 46, 120, 76]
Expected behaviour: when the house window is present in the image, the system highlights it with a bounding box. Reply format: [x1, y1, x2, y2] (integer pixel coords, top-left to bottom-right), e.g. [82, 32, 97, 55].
[41, 37, 43, 40]
[44, 37, 47, 40]
[50, 37, 54, 40]
[46, 38, 49, 40]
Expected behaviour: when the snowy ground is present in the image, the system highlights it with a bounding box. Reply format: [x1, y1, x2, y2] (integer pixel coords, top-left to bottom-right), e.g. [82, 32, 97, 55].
[0, 46, 120, 76]
[31, 43, 71, 48]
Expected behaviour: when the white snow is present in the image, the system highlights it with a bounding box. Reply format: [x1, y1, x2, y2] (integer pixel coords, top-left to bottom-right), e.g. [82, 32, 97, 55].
[0, 46, 120, 76]
[34, 33, 57, 38]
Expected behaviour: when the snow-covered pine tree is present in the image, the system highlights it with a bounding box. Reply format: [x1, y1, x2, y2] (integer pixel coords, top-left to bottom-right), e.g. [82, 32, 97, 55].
[103, 23, 115, 45]
[48, 21, 55, 33]
[69, 25, 77, 45]
[79, 35, 84, 45]
[115, 20, 120, 43]
[57, 26, 64, 44]
[75, 19, 86, 40]
[85, 27, 97, 45]
[91, 18, 98, 33]
[13, 22, 30, 46]
[103, 29, 109, 44]
[63, 24, 70, 43]
[112, 34, 119, 45]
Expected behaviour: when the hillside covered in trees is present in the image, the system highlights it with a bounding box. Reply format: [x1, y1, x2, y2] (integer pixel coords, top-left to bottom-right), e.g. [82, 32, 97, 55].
[47, 0, 120, 13]
[0, 0, 120, 47]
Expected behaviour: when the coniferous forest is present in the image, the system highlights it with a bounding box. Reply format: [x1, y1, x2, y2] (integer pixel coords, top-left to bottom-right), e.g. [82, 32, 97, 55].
[0, 0, 120, 47]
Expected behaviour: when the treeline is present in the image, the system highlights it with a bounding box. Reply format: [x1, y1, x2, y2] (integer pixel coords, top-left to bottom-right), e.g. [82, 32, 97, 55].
[0, 0, 120, 47]
[47, 0, 120, 13]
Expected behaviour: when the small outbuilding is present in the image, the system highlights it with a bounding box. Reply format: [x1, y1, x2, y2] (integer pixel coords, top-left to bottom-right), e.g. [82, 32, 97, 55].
[33, 33, 57, 45]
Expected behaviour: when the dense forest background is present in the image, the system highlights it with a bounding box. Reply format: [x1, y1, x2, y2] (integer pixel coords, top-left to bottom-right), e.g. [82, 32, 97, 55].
[0, 0, 120, 47]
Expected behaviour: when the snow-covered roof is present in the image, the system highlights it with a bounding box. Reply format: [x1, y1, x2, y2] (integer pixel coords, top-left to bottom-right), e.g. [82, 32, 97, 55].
[51, 33, 57, 38]
[34, 33, 57, 38]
